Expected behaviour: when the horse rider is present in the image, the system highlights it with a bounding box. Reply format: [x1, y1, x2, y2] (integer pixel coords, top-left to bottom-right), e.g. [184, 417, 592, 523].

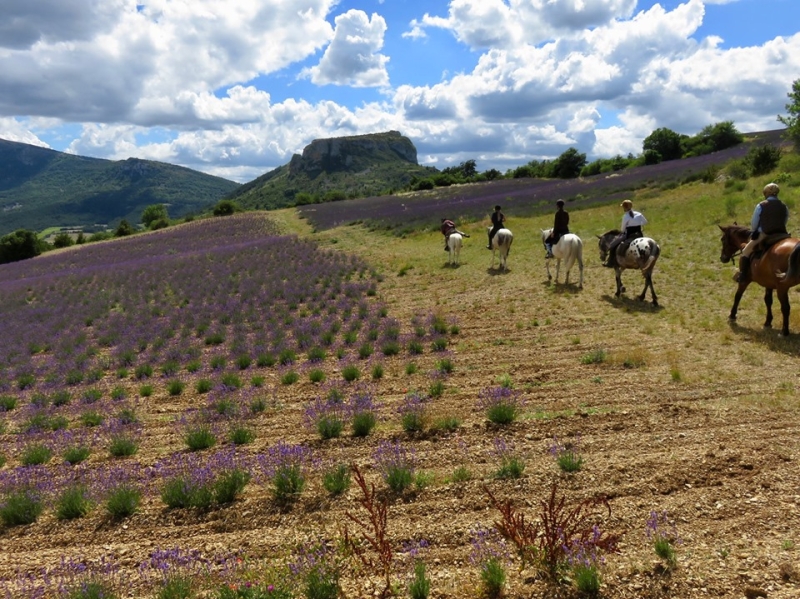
[604, 199, 647, 268]
[441, 218, 469, 251]
[487, 205, 506, 249]
[734, 182, 788, 283]
[545, 199, 570, 259]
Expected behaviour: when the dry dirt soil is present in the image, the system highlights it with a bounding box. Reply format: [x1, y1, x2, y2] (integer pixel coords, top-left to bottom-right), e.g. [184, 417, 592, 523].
[2, 211, 800, 599]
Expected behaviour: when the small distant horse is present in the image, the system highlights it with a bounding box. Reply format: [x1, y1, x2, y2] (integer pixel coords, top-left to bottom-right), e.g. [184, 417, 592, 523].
[597, 230, 660, 306]
[718, 223, 800, 336]
[541, 228, 584, 289]
[447, 233, 462, 266]
[489, 227, 513, 271]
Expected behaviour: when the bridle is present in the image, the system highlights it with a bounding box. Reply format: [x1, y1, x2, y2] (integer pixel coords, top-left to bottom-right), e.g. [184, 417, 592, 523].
[720, 228, 748, 263]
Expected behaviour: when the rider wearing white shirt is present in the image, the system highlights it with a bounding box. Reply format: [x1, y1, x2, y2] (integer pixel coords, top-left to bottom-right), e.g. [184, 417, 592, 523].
[604, 200, 647, 268]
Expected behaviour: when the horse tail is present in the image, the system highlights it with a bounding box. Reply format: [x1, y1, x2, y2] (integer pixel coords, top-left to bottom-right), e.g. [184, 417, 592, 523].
[780, 242, 800, 281]
[642, 241, 660, 272]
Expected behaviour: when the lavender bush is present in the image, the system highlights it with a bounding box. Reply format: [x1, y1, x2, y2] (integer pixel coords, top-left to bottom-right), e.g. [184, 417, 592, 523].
[549, 435, 584, 473]
[470, 526, 511, 599]
[646, 510, 681, 569]
[372, 440, 417, 493]
[257, 442, 314, 506]
[478, 386, 524, 425]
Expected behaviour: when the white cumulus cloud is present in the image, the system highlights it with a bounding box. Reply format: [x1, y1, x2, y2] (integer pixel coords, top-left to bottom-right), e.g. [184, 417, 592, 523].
[303, 10, 390, 87]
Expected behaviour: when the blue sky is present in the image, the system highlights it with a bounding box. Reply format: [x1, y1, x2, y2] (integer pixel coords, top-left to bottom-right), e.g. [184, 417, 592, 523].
[1, 0, 798, 183]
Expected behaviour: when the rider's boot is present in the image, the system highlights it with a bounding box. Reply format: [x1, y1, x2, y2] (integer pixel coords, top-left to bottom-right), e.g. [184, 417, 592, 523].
[734, 255, 751, 283]
[487, 233, 493, 250]
[603, 252, 617, 268]
[545, 244, 553, 259]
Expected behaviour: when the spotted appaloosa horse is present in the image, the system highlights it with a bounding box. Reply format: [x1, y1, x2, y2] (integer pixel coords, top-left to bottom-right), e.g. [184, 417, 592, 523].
[541, 228, 583, 289]
[489, 227, 513, 271]
[597, 230, 660, 306]
[718, 223, 800, 336]
[446, 233, 462, 266]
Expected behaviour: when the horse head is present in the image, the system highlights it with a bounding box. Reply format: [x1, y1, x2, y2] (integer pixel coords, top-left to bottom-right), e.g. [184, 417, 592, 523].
[718, 224, 750, 264]
[596, 230, 619, 262]
[541, 228, 552, 246]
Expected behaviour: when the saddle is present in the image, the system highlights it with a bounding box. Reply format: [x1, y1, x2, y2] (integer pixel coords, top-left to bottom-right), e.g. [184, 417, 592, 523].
[752, 232, 791, 259]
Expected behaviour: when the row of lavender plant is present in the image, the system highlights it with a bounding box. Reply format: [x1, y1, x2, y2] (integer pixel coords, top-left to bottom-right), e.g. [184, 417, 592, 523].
[1, 214, 443, 392]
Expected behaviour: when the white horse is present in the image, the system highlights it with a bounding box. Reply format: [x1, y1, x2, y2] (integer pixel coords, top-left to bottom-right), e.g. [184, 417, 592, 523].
[489, 227, 513, 271]
[447, 233, 462, 266]
[541, 228, 584, 289]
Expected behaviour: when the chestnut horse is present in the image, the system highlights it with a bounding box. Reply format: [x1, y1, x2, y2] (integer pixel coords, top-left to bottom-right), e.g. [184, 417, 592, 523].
[718, 224, 800, 336]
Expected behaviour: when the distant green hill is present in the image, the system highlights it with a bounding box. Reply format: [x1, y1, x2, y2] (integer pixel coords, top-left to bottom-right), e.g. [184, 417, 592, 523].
[0, 139, 239, 235]
[225, 131, 436, 210]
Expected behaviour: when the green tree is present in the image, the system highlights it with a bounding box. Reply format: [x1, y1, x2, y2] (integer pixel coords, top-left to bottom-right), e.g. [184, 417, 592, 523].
[52, 232, 75, 249]
[141, 204, 169, 228]
[0, 230, 43, 264]
[212, 200, 239, 216]
[699, 121, 743, 152]
[778, 78, 800, 149]
[643, 128, 683, 161]
[745, 144, 782, 177]
[551, 148, 587, 179]
[115, 219, 134, 237]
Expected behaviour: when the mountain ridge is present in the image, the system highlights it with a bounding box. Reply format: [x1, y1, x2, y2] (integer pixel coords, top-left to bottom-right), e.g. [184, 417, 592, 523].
[0, 138, 240, 236]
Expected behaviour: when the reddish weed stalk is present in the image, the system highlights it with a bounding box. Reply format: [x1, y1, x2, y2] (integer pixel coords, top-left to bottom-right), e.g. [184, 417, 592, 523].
[343, 464, 394, 598]
[484, 483, 621, 581]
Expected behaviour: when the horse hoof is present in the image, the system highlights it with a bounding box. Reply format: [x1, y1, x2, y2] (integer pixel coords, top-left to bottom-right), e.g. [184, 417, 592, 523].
[620, 286, 626, 293]
[652, 301, 659, 307]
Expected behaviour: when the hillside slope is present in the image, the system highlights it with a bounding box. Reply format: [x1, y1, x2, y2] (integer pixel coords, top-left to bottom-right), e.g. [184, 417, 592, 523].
[0, 139, 239, 235]
[225, 130, 436, 210]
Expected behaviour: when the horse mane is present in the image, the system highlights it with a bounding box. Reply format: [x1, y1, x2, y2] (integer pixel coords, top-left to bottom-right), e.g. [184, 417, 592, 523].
[603, 229, 621, 237]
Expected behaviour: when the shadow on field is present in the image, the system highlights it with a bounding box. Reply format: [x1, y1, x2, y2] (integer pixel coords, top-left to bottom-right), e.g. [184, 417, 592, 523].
[486, 267, 512, 275]
[540, 281, 582, 294]
[727, 320, 800, 355]
[600, 294, 663, 312]
[441, 262, 463, 269]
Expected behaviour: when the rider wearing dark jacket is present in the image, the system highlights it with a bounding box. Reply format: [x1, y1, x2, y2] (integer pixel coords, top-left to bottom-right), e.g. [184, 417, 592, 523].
[545, 199, 569, 258]
[487, 205, 506, 249]
[734, 182, 788, 283]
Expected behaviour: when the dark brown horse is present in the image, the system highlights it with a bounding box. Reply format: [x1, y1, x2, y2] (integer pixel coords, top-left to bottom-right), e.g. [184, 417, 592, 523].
[718, 224, 800, 336]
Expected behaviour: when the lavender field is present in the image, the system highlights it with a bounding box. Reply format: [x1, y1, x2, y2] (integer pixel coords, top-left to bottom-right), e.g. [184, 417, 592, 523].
[0, 214, 469, 598]
[299, 129, 787, 233]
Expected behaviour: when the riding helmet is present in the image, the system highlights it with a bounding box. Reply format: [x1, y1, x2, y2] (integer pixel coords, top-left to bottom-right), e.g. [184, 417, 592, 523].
[494, 205, 501, 211]
[620, 200, 633, 209]
[556, 199, 565, 207]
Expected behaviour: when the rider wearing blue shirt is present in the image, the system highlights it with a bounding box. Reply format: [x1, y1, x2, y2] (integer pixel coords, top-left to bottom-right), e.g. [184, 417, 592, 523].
[734, 183, 788, 283]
